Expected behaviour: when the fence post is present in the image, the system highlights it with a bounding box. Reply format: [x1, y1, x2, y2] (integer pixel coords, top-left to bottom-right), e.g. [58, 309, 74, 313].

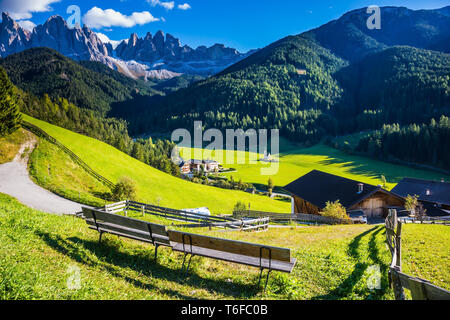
[387, 209, 406, 300]
[142, 205, 145, 217]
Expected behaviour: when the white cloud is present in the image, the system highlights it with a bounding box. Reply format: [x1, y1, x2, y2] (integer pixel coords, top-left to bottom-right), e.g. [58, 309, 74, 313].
[17, 19, 36, 31]
[83, 7, 159, 29]
[95, 32, 123, 49]
[147, 0, 175, 11]
[178, 3, 191, 10]
[0, 0, 60, 20]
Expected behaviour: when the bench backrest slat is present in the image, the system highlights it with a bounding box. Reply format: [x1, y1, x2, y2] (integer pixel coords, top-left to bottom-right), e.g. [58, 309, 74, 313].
[85, 220, 170, 245]
[168, 230, 291, 262]
[82, 207, 167, 237]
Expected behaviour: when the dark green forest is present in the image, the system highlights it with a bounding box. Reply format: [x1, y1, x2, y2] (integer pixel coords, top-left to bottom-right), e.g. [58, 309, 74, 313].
[356, 116, 450, 170]
[0, 67, 21, 136]
[0, 48, 157, 115]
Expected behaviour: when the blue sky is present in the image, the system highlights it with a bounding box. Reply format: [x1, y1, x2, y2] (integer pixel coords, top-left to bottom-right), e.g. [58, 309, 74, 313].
[1, 0, 449, 52]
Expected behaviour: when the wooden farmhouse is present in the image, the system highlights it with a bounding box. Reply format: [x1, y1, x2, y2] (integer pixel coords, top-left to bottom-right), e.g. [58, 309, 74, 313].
[391, 177, 450, 217]
[284, 170, 405, 218]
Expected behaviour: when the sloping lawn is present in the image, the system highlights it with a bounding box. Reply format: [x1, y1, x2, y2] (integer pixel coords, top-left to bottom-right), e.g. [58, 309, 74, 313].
[1, 193, 447, 300]
[22, 115, 289, 214]
[181, 139, 450, 191]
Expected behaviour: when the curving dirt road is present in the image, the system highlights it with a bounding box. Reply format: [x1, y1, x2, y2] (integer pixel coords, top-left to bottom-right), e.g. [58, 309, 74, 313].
[0, 137, 86, 215]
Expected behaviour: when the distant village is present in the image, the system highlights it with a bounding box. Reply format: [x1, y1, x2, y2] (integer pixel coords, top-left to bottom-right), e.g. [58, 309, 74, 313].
[179, 159, 221, 177]
[179, 151, 279, 177]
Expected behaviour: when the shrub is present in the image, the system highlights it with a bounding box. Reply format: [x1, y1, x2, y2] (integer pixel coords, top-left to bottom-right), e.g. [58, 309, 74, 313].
[322, 200, 348, 219]
[233, 201, 248, 218]
[405, 194, 419, 215]
[112, 176, 137, 201]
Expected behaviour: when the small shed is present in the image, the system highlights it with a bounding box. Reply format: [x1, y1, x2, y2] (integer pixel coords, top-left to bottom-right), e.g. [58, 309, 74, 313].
[284, 170, 405, 218]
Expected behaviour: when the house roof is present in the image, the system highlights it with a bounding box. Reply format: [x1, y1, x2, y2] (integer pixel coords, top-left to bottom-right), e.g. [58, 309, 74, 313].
[391, 177, 450, 206]
[284, 170, 394, 209]
[420, 201, 450, 217]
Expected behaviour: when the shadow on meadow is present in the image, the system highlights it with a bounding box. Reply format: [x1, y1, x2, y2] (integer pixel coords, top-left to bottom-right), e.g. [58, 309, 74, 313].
[313, 226, 391, 300]
[34, 230, 260, 299]
[284, 145, 412, 183]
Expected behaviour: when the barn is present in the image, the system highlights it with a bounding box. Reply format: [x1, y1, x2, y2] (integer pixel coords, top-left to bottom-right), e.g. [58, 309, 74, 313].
[284, 170, 405, 218]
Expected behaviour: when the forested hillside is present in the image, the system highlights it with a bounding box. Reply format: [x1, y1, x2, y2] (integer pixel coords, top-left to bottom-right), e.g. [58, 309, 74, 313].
[0, 48, 157, 115]
[125, 36, 348, 145]
[302, 6, 450, 62]
[356, 116, 450, 170]
[335, 46, 450, 133]
[117, 6, 450, 170]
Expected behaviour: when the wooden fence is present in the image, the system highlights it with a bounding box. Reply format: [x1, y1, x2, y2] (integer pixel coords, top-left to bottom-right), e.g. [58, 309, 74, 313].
[100, 201, 269, 232]
[385, 209, 450, 300]
[399, 216, 450, 226]
[22, 121, 115, 189]
[238, 210, 353, 225]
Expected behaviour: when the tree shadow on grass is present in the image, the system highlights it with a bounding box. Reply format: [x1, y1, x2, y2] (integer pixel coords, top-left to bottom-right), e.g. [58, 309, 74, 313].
[313, 226, 390, 300]
[34, 230, 259, 299]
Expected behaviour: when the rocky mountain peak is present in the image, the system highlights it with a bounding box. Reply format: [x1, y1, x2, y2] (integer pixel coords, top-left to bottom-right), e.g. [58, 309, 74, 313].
[0, 13, 250, 78]
[0, 12, 30, 56]
[144, 32, 153, 41]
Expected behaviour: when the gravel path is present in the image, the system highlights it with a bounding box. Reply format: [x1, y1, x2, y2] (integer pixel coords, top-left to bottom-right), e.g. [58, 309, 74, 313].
[0, 137, 86, 215]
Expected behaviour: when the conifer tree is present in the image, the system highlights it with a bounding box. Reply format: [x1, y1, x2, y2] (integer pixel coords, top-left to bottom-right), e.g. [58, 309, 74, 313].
[0, 67, 21, 136]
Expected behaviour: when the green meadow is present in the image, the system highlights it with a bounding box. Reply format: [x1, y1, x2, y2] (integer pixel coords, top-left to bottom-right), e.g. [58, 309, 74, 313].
[180, 138, 450, 191]
[22, 115, 289, 214]
[1, 192, 448, 300]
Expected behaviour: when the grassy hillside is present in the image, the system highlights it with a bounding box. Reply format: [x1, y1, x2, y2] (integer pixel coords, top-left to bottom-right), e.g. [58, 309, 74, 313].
[181, 138, 450, 191]
[0, 128, 110, 207]
[0, 128, 32, 164]
[29, 138, 110, 207]
[23, 115, 289, 214]
[1, 193, 448, 299]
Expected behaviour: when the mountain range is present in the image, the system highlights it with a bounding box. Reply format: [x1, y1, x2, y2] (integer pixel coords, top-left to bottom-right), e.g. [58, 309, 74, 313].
[0, 12, 250, 79]
[121, 5, 450, 138]
[1, 5, 449, 170]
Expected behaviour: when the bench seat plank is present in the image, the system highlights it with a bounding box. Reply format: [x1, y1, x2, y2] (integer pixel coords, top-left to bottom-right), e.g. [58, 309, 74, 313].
[171, 242, 296, 273]
[168, 230, 291, 262]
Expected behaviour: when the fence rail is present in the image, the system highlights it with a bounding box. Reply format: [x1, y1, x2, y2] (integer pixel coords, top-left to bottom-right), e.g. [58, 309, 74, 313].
[238, 210, 353, 225]
[385, 210, 450, 300]
[22, 121, 115, 189]
[100, 201, 269, 232]
[399, 216, 450, 225]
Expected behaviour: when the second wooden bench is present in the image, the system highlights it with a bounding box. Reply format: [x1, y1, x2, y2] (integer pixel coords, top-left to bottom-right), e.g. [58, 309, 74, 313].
[168, 230, 297, 290]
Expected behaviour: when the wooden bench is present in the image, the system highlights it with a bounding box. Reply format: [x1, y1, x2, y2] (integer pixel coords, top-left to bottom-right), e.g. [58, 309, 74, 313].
[81, 207, 170, 260]
[168, 230, 296, 291]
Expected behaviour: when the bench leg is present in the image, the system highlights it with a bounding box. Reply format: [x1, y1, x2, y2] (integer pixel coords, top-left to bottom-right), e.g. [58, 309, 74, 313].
[185, 255, 194, 276]
[154, 244, 159, 262]
[98, 231, 104, 244]
[258, 268, 264, 287]
[257, 268, 272, 292]
[180, 253, 194, 276]
[264, 270, 272, 292]
[181, 253, 188, 273]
